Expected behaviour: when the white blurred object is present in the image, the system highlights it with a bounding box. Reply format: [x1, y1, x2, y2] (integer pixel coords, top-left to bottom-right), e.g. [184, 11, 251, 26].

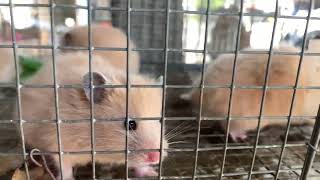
[250, 21, 282, 49]
[75, 0, 88, 25]
[65, 17, 75, 27]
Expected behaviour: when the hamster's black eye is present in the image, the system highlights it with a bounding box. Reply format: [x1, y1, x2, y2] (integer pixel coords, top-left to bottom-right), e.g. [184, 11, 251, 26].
[124, 119, 137, 130]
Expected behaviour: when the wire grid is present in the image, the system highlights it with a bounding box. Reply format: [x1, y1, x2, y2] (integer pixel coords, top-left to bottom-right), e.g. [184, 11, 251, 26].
[48, 0, 64, 179]
[125, 0, 130, 179]
[274, 0, 314, 179]
[0, 0, 320, 180]
[158, 0, 170, 179]
[7, 0, 30, 179]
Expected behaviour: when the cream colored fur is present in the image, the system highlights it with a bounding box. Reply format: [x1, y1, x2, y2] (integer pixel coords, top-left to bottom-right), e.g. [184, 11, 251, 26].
[20, 52, 167, 179]
[187, 46, 320, 134]
[61, 24, 140, 73]
[0, 48, 15, 83]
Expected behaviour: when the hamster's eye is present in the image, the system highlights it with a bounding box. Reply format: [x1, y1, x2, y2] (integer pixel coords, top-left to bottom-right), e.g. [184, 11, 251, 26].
[124, 119, 137, 131]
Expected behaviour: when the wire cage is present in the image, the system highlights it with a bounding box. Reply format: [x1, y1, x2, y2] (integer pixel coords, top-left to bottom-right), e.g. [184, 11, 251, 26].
[0, 0, 320, 180]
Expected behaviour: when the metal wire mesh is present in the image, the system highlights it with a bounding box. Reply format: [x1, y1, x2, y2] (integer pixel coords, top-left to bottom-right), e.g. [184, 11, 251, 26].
[0, 0, 320, 180]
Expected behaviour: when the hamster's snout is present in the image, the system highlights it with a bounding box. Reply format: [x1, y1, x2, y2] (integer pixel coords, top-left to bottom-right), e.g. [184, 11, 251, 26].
[145, 152, 160, 163]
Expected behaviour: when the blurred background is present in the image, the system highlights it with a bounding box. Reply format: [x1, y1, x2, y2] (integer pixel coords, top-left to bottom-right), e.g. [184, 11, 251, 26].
[0, 0, 319, 78]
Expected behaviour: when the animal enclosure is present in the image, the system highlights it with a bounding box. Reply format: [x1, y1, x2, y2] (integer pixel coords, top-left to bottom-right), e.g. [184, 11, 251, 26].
[0, 0, 320, 180]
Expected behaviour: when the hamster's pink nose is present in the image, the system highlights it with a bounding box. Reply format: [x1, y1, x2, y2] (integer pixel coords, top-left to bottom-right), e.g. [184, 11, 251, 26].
[146, 152, 160, 163]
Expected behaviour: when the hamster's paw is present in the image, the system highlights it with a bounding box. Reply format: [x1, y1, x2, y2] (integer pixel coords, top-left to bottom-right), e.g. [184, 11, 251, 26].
[229, 130, 248, 142]
[134, 166, 158, 177]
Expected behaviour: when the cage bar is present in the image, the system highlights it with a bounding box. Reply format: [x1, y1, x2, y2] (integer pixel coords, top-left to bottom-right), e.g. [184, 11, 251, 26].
[2, 83, 320, 90]
[125, 0, 131, 179]
[1, 2, 320, 21]
[300, 105, 320, 180]
[86, 0, 97, 179]
[8, 0, 30, 179]
[48, 0, 64, 179]
[219, 0, 245, 179]
[158, 0, 170, 179]
[0, 1, 320, 179]
[274, 0, 314, 179]
[247, 0, 280, 179]
[3, 43, 320, 56]
[191, 0, 210, 179]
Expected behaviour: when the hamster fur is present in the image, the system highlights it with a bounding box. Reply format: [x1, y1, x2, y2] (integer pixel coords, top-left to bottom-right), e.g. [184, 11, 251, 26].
[0, 48, 15, 83]
[61, 23, 140, 73]
[186, 46, 320, 141]
[20, 52, 167, 179]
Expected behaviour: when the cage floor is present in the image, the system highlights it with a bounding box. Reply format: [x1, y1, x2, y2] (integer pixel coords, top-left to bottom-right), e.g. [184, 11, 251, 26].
[0, 89, 320, 180]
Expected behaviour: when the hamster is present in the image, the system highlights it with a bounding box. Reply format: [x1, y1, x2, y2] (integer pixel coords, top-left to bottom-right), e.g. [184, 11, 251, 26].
[61, 23, 140, 73]
[0, 48, 15, 83]
[184, 46, 320, 142]
[19, 52, 167, 179]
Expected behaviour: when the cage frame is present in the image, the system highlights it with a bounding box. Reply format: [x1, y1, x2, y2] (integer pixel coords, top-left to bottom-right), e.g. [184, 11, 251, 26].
[0, 0, 320, 180]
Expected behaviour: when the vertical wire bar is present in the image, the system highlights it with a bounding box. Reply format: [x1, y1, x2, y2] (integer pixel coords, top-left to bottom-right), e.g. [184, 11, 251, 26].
[87, 0, 96, 179]
[219, 1, 244, 179]
[300, 105, 320, 180]
[34, 0, 41, 52]
[49, 0, 64, 179]
[274, 0, 313, 178]
[247, 1, 279, 179]
[191, 0, 210, 179]
[8, 1, 30, 179]
[125, 0, 131, 179]
[158, 0, 170, 179]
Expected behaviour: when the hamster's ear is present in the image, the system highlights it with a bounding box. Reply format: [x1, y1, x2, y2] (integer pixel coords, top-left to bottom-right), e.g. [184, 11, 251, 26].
[82, 72, 111, 103]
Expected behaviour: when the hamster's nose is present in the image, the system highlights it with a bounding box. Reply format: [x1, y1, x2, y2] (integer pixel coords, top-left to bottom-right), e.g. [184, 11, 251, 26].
[146, 152, 160, 163]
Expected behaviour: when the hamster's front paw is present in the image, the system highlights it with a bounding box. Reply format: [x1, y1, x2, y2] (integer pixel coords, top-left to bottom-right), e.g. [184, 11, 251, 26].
[134, 166, 158, 177]
[229, 130, 248, 142]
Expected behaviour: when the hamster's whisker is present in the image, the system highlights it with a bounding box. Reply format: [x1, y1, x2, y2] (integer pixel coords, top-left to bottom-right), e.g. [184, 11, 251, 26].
[167, 140, 189, 145]
[166, 124, 193, 141]
[165, 121, 189, 138]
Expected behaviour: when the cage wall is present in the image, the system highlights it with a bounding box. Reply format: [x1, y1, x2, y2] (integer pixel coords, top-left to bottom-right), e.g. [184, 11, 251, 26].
[0, 0, 320, 180]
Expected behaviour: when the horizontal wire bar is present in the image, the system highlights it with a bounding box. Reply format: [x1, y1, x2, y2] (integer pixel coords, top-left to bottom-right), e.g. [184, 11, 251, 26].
[0, 142, 306, 156]
[0, 114, 316, 124]
[2, 83, 320, 91]
[159, 168, 307, 179]
[1, 3, 320, 20]
[2, 44, 320, 57]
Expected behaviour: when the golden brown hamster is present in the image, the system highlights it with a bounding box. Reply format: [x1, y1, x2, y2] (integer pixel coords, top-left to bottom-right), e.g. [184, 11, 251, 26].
[20, 52, 167, 179]
[184, 46, 319, 142]
[61, 23, 140, 73]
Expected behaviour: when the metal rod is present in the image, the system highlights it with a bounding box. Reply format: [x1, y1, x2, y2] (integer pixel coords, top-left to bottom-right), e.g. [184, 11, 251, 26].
[1, 2, 320, 20]
[300, 105, 320, 180]
[0, 114, 317, 124]
[2, 43, 320, 56]
[274, 0, 314, 178]
[49, 0, 64, 179]
[8, 1, 30, 179]
[0, 142, 308, 156]
[219, 0, 245, 179]
[247, 0, 279, 179]
[191, 0, 210, 179]
[2, 83, 320, 90]
[87, 0, 97, 179]
[158, 0, 170, 179]
[125, 0, 131, 179]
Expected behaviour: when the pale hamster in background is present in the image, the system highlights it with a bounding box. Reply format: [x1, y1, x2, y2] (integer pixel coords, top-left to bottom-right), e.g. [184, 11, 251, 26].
[184, 46, 319, 142]
[61, 23, 140, 73]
